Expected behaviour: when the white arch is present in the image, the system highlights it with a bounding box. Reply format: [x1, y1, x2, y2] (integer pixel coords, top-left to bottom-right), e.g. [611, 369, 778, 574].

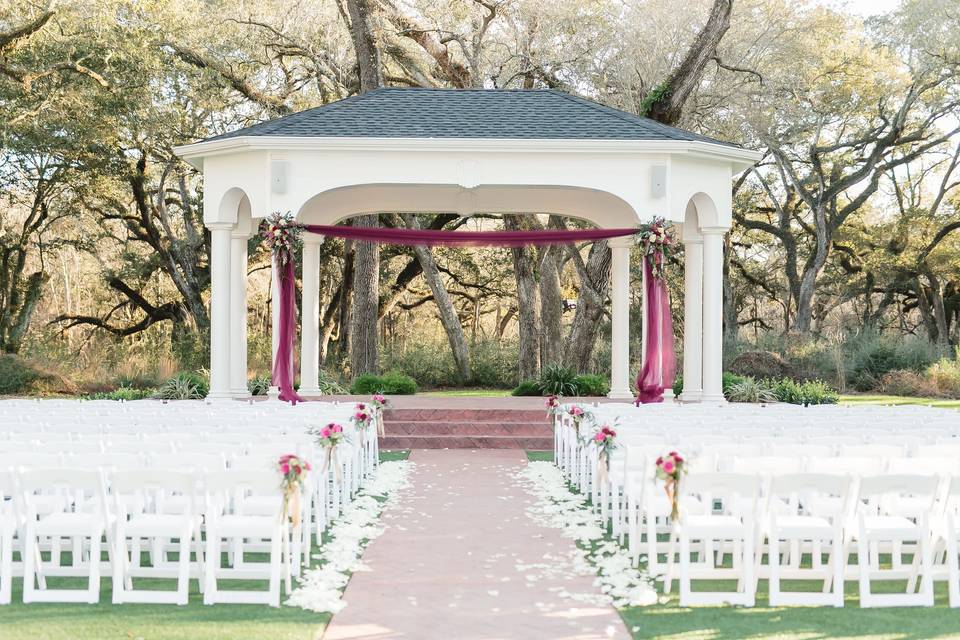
[216, 187, 251, 226]
[294, 183, 642, 229]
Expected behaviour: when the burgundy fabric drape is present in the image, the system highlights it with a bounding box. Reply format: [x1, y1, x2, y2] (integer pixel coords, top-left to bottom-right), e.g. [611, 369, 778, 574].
[273, 259, 304, 403]
[302, 224, 638, 247]
[636, 259, 676, 404]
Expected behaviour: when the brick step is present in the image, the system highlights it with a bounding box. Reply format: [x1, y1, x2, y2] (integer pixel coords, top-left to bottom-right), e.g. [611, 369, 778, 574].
[384, 408, 549, 423]
[383, 421, 552, 437]
[380, 435, 553, 450]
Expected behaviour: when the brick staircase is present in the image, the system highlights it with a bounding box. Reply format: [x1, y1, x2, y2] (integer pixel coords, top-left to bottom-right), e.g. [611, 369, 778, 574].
[380, 408, 553, 450]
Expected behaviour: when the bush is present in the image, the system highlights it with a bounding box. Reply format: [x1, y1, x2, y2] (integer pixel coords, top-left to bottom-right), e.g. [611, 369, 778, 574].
[728, 351, 797, 380]
[766, 378, 838, 405]
[351, 371, 417, 395]
[725, 377, 777, 403]
[381, 339, 520, 388]
[846, 332, 943, 391]
[0, 354, 43, 395]
[155, 371, 209, 400]
[925, 354, 960, 398]
[248, 374, 270, 396]
[537, 363, 579, 396]
[511, 380, 541, 396]
[316, 369, 348, 395]
[879, 370, 942, 398]
[573, 374, 610, 396]
[84, 385, 156, 401]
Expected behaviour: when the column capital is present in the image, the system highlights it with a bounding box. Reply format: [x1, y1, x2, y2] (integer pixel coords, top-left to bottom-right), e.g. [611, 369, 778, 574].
[206, 222, 233, 231]
[700, 226, 729, 236]
[303, 232, 325, 245]
[231, 229, 251, 240]
[683, 236, 704, 246]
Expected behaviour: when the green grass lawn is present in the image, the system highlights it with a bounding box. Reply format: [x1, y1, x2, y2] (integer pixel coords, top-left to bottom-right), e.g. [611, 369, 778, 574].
[0, 576, 329, 640]
[839, 394, 960, 409]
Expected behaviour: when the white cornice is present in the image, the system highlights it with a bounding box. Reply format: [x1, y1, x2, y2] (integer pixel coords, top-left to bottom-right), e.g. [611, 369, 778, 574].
[172, 135, 763, 171]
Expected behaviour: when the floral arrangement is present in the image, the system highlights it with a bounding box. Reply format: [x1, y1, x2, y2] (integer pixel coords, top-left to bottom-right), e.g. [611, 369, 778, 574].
[545, 394, 562, 418]
[566, 404, 592, 438]
[260, 211, 303, 267]
[351, 403, 372, 431]
[637, 216, 674, 280]
[313, 422, 346, 448]
[654, 450, 687, 521]
[277, 454, 311, 527]
[592, 426, 617, 484]
[369, 393, 389, 436]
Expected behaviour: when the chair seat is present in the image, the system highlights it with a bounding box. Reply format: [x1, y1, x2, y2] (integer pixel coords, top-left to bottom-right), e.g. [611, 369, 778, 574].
[242, 496, 284, 517]
[36, 512, 105, 536]
[123, 514, 193, 538]
[860, 515, 921, 537]
[772, 515, 833, 536]
[213, 514, 281, 538]
[684, 514, 746, 537]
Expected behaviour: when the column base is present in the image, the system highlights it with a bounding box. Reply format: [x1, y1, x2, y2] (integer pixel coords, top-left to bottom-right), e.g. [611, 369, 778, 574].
[679, 390, 703, 403]
[700, 393, 727, 404]
[298, 387, 322, 397]
[607, 388, 635, 400]
[267, 386, 280, 401]
[205, 392, 235, 402]
[230, 388, 251, 399]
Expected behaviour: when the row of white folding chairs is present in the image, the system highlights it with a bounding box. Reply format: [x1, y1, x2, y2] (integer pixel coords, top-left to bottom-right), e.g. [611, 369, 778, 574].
[621, 470, 960, 608]
[613, 438, 960, 460]
[0, 466, 297, 606]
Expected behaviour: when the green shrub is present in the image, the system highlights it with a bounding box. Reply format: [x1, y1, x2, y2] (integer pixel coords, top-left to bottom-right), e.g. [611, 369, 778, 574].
[766, 378, 838, 405]
[0, 354, 43, 395]
[573, 374, 609, 396]
[469, 340, 519, 388]
[84, 384, 156, 401]
[673, 375, 684, 396]
[511, 380, 541, 396]
[351, 371, 417, 395]
[926, 354, 960, 398]
[317, 369, 348, 395]
[846, 332, 943, 391]
[725, 377, 777, 403]
[155, 371, 208, 400]
[879, 369, 942, 398]
[537, 363, 579, 396]
[248, 374, 271, 396]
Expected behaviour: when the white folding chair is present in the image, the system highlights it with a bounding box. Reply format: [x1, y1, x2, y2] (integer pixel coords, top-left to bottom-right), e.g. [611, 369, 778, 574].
[764, 473, 851, 607]
[0, 468, 20, 604]
[677, 473, 761, 607]
[111, 470, 200, 605]
[855, 474, 938, 608]
[19, 468, 109, 603]
[203, 469, 290, 606]
[945, 476, 959, 608]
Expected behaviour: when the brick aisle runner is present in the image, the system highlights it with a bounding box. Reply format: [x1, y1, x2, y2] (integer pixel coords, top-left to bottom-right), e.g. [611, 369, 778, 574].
[323, 450, 628, 640]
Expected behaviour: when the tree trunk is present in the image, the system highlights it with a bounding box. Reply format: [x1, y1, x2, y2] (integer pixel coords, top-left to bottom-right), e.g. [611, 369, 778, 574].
[563, 240, 612, 372]
[350, 216, 379, 376]
[345, 0, 383, 92]
[538, 245, 563, 367]
[792, 206, 832, 334]
[722, 235, 739, 343]
[504, 215, 540, 381]
[402, 215, 471, 382]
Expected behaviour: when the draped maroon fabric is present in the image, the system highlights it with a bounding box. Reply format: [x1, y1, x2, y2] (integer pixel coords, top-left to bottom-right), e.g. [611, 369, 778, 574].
[272, 259, 304, 403]
[272, 224, 652, 404]
[302, 224, 638, 247]
[635, 259, 676, 404]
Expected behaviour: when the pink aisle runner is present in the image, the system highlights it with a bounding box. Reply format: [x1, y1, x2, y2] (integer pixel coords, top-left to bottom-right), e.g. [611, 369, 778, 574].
[323, 450, 628, 640]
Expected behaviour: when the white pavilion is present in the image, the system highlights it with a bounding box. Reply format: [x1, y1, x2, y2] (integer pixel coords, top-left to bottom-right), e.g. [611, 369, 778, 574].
[173, 88, 761, 401]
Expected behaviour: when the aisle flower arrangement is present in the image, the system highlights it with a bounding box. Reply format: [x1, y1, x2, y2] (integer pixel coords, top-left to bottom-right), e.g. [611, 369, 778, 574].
[352, 403, 372, 431]
[311, 422, 348, 477]
[370, 393, 389, 435]
[566, 404, 592, 439]
[277, 454, 311, 527]
[654, 451, 687, 520]
[545, 394, 562, 418]
[593, 426, 618, 483]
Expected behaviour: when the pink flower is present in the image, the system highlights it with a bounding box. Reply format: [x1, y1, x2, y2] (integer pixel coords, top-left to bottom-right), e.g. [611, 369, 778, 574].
[594, 432, 605, 442]
[320, 427, 331, 438]
[356, 403, 366, 410]
[331, 424, 343, 433]
[281, 463, 290, 475]
[662, 460, 675, 474]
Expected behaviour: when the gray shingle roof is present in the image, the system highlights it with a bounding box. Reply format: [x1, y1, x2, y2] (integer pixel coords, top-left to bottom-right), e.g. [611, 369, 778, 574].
[203, 88, 739, 147]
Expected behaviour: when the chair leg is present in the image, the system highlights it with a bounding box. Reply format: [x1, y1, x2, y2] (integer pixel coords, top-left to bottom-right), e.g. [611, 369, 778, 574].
[22, 525, 37, 603]
[947, 527, 959, 608]
[268, 529, 283, 608]
[176, 526, 192, 605]
[0, 530, 12, 605]
[87, 532, 102, 604]
[203, 532, 219, 605]
[112, 531, 126, 604]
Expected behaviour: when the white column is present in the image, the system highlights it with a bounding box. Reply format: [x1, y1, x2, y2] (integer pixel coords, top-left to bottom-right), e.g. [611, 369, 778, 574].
[680, 237, 703, 402]
[299, 235, 323, 395]
[207, 223, 233, 400]
[268, 258, 281, 400]
[229, 232, 249, 397]
[608, 238, 633, 399]
[701, 227, 726, 403]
